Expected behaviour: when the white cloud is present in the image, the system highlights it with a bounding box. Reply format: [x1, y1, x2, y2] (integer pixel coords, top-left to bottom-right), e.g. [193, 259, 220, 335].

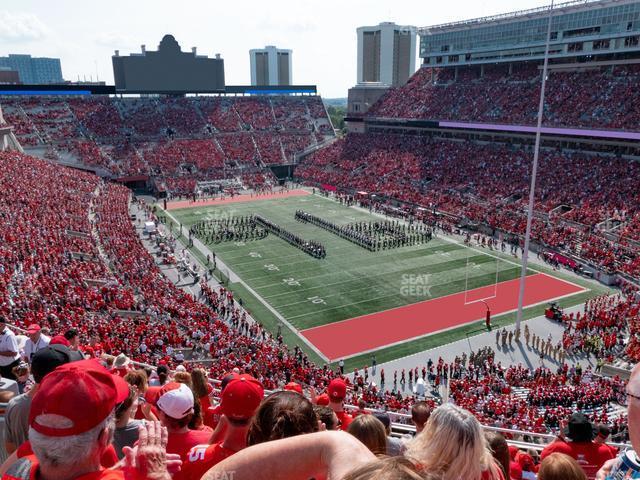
[94, 32, 139, 50]
[0, 11, 50, 42]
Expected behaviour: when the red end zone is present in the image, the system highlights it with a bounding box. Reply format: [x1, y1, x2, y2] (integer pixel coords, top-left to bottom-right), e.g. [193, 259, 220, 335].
[300, 273, 585, 361]
[166, 189, 310, 210]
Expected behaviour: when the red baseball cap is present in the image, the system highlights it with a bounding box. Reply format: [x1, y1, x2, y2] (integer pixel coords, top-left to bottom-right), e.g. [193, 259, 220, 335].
[284, 382, 303, 394]
[29, 359, 129, 437]
[27, 324, 41, 334]
[328, 378, 347, 400]
[221, 374, 264, 420]
[316, 393, 330, 406]
[49, 335, 70, 347]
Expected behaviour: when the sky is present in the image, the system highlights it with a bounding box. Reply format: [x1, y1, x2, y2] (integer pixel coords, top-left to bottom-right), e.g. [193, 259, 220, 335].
[2, 0, 553, 98]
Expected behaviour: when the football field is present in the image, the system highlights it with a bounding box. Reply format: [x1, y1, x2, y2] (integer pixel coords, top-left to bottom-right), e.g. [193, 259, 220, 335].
[168, 191, 595, 365]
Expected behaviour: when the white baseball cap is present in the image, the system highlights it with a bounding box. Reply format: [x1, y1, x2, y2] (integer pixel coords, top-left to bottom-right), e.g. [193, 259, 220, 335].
[156, 383, 194, 419]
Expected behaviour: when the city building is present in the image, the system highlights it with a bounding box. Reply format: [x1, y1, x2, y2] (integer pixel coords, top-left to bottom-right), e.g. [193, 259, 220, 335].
[249, 46, 292, 86]
[347, 22, 417, 122]
[0, 54, 62, 84]
[356, 22, 417, 86]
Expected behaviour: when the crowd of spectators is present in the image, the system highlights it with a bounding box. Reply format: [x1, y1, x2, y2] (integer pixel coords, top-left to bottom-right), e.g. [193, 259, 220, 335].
[1, 149, 639, 479]
[367, 62, 640, 131]
[1, 95, 334, 194]
[297, 132, 640, 278]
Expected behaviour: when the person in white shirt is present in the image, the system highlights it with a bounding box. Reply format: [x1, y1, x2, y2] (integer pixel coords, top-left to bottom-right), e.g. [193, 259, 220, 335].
[0, 318, 21, 379]
[22, 324, 51, 363]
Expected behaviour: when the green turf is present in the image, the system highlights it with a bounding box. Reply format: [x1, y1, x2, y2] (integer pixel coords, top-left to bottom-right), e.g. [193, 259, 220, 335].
[166, 194, 609, 367]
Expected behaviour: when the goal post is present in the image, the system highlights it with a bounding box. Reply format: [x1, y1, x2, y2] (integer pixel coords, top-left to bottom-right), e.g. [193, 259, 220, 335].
[463, 248, 500, 306]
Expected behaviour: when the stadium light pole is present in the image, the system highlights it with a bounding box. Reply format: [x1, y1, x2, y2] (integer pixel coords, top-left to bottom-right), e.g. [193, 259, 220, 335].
[515, 0, 555, 333]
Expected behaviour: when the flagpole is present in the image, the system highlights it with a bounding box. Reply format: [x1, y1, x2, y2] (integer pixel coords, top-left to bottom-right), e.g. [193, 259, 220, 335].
[515, 0, 555, 333]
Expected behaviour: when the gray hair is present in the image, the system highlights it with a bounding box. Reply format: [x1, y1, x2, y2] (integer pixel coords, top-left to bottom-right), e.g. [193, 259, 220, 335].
[29, 411, 116, 468]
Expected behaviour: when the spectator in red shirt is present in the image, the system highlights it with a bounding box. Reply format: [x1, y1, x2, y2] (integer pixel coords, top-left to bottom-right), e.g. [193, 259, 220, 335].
[0, 359, 174, 480]
[155, 382, 211, 463]
[204, 372, 240, 430]
[182, 374, 264, 480]
[540, 413, 615, 479]
[327, 378, 353, 431]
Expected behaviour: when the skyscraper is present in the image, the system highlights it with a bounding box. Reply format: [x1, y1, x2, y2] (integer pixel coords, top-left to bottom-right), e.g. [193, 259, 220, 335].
[249, 46, 292, 86]
[0, 54, 63, 84]
[357, 22, 416, 87]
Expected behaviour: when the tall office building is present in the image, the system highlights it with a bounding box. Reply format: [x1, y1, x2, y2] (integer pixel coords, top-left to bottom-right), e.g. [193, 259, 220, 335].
[357, 22, 417, 86]
[249, 46, 292, 86]
[0, 54, 63, 84]
[348, 22, 417, 123]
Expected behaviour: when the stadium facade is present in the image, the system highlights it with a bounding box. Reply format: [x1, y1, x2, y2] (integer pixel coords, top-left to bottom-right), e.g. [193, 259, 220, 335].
[419, 0, 640, 67]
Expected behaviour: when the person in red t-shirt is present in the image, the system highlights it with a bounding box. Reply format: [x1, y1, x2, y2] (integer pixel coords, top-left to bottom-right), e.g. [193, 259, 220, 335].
[182, 375, 264, 480]
[155, 382, 212, 465]
[0, 359, 174, 480]
[327, 378, 353, 431]
[203, 372, 239, 430]
[540, 413, 615, 479]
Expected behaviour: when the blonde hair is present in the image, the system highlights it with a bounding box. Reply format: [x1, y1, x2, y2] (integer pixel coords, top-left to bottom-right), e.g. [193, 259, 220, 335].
[538, 453, 587, 480]
[343, 456, 441, 480]
[406, 403, 498, 480]
[173, 371, 193, 388]
[347, 414, 388, 456]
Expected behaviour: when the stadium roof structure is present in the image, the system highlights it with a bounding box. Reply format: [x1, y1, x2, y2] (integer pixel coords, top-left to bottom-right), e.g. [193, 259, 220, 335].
[0, 84, 317, 96]
[419, 0, 620, 34]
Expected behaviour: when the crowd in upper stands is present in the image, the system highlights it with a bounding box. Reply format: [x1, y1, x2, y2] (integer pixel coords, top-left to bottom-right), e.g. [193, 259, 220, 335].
[367, 63, 640, 131]
[2, 95, 333, 194]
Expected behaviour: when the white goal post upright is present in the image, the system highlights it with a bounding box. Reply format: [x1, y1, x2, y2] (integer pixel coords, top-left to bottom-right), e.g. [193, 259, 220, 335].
[463, 248, 500, 306]
[515, 0, 555, 333]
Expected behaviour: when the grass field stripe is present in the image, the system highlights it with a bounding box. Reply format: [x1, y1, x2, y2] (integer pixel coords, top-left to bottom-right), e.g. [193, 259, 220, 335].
[264, 260, 518, 308]
[226, 240, 463, 268]
[251, 252, 510, 292]
[161, 205, 331, 363]
[244, 249, 486, 286]
[300, 273, 587, 360]
[272, 265, 521, 311]
[238, 243, 470, 283]
[258, 259, 513, 299]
